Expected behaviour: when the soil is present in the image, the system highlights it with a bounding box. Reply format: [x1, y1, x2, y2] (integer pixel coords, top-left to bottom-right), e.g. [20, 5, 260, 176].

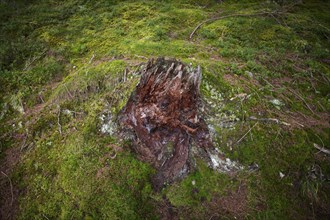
[206, 184, 249, 220]
[0, 146, 21, 220]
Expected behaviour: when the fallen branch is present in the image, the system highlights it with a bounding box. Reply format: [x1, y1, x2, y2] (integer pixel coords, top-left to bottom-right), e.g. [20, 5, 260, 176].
[1, 171, 14, 206]
[189, 11, 278, 40]
[313, 143, 330, 155]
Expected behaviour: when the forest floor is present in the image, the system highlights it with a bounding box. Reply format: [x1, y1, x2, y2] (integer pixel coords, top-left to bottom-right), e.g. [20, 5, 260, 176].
[0, 0, 329, 219]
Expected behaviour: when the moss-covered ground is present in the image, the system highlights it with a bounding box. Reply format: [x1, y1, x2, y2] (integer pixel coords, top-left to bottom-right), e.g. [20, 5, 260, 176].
[0, 0, 329, 219]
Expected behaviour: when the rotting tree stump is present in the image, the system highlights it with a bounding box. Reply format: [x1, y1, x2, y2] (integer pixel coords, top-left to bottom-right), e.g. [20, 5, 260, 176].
[119, 57, 214, 190]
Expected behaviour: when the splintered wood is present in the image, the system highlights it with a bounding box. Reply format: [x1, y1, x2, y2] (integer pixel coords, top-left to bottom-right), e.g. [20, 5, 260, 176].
[119, 58, 212, 190]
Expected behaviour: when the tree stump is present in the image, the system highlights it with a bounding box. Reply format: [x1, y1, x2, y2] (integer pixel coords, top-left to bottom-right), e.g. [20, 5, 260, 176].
[119, 58, 213, 190]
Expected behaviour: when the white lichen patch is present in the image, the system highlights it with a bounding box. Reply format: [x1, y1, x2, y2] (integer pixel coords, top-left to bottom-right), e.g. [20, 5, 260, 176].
[99, 113, 116, 135]
[201, 79, 246, 174]
[208, 151, 244, 173]
[202, 81, 240, 131]
[204, 82, 225, 103]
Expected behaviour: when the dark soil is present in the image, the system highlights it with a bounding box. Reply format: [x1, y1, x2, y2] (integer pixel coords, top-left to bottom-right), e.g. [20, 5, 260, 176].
[0, 146, 20, 220]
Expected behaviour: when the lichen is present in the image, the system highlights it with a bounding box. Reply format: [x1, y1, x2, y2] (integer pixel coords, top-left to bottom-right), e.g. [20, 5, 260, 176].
[99, 112, 116, 135]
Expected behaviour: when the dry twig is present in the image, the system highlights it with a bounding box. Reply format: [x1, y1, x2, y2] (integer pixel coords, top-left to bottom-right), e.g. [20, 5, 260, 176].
[236, 122, 258, 144]
[89, 53, 95, 64]
[189, 11, 279, 40]
[123, 68, 128, 82]
[313, 143, 330, 155]
[23, 49, 47, 71]
[42, 214, 50, 220]
[249, 116, 290, 126]
[57, 106, 62, 135]
[288, 88, 316, 116]
[64, 84, 73, 99]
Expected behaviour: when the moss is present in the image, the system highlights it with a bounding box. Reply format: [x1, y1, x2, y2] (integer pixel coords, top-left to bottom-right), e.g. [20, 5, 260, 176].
[18, 116, 156, 219]
[236, 126, 320, 218]
[165, 160, 234, 208]
[1, 0, 329, 219]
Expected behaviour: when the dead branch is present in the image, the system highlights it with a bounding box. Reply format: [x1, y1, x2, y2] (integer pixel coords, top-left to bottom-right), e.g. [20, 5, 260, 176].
[189, 11, 279, 40]
[313, 143, 330, 155]
[1, 171, 14, 206]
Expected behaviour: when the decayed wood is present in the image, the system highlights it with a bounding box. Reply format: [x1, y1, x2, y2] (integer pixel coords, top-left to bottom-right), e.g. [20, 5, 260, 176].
[119, 58, 212, 190]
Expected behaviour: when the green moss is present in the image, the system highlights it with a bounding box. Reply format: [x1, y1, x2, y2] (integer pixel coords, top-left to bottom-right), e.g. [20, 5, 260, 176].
[1, 0, 329, 219]
[18, 119, 156, 219]
[166, 161, 234, 208]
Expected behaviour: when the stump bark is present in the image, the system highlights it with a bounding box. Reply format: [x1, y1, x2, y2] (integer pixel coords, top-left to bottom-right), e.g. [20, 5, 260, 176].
[119, 58, 213, 190]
